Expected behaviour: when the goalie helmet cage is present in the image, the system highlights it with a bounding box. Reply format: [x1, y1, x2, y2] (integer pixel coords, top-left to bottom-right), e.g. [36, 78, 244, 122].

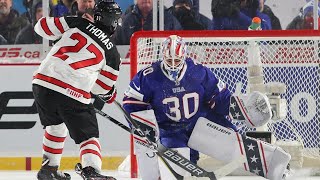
[129, 30, 320, 178]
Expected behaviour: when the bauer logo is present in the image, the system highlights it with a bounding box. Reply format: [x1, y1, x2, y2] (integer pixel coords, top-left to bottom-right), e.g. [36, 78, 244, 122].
[206, 122, 232, 135]
[163, 150, 205, 176]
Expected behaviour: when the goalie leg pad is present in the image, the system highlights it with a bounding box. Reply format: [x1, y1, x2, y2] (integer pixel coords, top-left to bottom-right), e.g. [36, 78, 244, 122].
[267, 147, 291, 180]
[188, 117, 241, 163]
[135, 135, 160, 180]
[188, 117, 291, 179]
[136, 149, 160, 180]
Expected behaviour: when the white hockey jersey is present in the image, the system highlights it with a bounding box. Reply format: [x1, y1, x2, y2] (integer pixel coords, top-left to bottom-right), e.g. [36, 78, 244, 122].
[33, 16, 121, 104]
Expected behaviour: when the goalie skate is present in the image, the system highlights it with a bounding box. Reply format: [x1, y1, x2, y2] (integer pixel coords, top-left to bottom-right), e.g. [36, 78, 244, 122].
[75, 163, 116, 180]
[282, 164, 294, 180]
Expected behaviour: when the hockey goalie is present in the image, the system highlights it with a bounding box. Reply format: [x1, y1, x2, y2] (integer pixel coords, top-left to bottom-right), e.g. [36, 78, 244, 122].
[122, 35, 290, 180]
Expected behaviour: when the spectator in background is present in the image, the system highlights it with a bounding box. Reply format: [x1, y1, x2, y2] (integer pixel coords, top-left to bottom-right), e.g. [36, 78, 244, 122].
[114, 0, 182, 45]
[15, 2, 42, 44]
[287, 0, 320, 29]
[0, 0, 29, 44]
[0, 35, 7, 45]
[240, 0, 271, 29]
[211, 0, 271, 30]
[286, 6, 304, 29]
[23, 0, 33, 22]
[52, 0, 75, 17]
[23, 0, 44, 21]
[70, 0, 95, 17]
[259, 0, 281, 29]
[168, 0, 211, 30]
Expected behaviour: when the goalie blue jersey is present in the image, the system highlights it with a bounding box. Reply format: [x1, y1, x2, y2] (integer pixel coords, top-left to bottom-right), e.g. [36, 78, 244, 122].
[123, 58, 236, 149]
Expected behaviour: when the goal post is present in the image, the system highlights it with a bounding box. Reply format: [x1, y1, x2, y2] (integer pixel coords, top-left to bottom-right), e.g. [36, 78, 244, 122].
[128, 30, 320, 177]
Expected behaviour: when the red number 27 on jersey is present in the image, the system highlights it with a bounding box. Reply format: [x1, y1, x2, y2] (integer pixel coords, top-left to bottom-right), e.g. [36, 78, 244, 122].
[53, 32, 104, 70]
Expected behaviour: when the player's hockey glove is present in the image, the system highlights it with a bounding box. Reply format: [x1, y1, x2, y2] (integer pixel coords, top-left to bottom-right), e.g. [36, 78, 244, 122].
[99, 85, 117, 104]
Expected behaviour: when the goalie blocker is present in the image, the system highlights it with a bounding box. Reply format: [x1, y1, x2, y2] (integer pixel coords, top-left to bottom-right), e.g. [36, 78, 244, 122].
[188, 117, 291, 180]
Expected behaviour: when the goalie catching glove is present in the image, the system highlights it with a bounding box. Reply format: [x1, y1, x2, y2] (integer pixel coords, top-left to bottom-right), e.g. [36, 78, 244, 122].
[229, 91, 272, 128]
[98, 85, 117, 104]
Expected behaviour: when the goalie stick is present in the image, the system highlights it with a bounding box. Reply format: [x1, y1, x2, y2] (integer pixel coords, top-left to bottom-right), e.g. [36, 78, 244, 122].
[95, 100, 245, 179]
[94, 107, 190, 180]
[113, 100, 219, 179]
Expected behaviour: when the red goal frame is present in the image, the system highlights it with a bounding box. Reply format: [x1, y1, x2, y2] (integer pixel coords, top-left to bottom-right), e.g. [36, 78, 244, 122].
[129, 30, 320, 178]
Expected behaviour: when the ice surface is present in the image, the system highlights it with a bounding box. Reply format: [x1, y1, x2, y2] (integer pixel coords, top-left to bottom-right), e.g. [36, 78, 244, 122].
[0, 171, 319, 180]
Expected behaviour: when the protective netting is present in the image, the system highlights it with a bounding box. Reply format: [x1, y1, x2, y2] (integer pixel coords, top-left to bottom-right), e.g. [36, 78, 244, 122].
[131, 32, 320, 160]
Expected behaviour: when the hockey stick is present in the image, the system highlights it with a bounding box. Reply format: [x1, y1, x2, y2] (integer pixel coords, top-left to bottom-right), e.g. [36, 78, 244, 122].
[113, 100, 218, 179]
[95, 106, 244, 179]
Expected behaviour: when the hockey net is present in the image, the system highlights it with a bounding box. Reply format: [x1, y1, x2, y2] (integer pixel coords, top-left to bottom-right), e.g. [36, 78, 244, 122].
[128, 30, 320, 177]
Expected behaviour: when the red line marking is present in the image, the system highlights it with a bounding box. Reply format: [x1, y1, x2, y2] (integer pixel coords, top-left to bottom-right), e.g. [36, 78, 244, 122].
[26, 157, 31, 171]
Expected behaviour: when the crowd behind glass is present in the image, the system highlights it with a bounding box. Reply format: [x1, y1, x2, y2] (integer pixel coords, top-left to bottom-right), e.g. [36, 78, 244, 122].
[0, 0, 319, 46]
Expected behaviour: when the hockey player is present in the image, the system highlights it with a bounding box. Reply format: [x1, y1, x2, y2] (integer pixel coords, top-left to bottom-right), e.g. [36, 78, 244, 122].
[32, 0, 122, 179]
[123, 35, 291, 180]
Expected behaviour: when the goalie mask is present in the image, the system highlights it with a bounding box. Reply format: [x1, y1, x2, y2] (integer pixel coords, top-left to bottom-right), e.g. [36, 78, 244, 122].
[162, 35, 187, 84]
[93, 0, 122, 35]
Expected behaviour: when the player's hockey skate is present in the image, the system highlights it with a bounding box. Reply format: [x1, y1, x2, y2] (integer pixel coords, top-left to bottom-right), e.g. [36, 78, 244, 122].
[37, 156, 71, 180]
[75, 163, 116, 180]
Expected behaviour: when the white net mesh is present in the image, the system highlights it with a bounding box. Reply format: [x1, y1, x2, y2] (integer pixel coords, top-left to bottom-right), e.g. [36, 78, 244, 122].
[131, 32, 320, 160]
